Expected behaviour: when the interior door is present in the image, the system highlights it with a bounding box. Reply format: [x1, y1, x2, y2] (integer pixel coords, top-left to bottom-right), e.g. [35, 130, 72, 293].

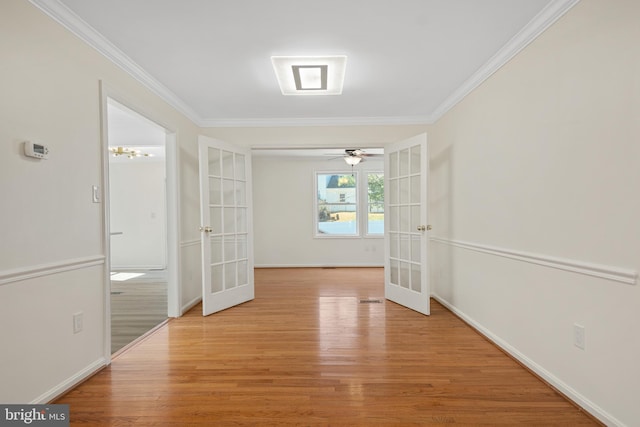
[198, 135, 254, 316]
[384, 133, 430, 315]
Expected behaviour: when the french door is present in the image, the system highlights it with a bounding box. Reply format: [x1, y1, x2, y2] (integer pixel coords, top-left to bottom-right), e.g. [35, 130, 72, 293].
[198, 135, 254, 316]
[384, 133, 430, 315]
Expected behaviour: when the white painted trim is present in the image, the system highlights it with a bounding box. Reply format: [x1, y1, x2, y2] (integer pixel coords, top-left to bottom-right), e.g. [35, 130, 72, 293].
[430, 0, 581, 122]
[182, 296, 202, 314]
[200, 115, 433, 128]
[0, 256, 105, 287]
[28, 0, 202, 125]
[430, 237, 636, 286]
[99, 82, 183, 362]
[31, 357, 107, 404]
[180, 239, 201, 248]
[431, 294, 625, 427]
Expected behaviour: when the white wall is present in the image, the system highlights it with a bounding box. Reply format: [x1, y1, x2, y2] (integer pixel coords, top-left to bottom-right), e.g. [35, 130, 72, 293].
[252, 156, 384, 267]
[428, 0, 639, 425]
[109, 161, 167, 270]
[0, 0, 201, 403]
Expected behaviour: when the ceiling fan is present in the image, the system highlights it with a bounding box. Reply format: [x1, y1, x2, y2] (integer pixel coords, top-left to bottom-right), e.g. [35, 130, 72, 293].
[328, 149, 382, 166]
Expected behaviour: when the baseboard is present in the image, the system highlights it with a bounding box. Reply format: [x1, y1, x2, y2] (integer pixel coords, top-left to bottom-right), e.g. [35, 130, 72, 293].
[182, 296, 202, 314]
[431, 293, 623, 427]
[33, 357, 107, 404]
[254, 264, 384, 268]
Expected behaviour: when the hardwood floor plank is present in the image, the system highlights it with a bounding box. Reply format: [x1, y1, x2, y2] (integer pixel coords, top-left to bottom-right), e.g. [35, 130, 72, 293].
[57, 268, 599, 425]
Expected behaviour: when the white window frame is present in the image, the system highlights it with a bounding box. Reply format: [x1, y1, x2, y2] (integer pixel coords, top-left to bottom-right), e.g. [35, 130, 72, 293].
[363, 171, 384, 238]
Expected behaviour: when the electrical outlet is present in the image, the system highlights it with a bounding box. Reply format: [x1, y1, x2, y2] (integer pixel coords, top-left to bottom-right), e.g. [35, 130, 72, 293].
[73, 312, 83, 334]
[573, 323, 585, 350]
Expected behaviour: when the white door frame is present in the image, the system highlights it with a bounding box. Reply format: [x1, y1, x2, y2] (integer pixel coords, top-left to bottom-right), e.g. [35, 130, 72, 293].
[99, 81, 181, 363]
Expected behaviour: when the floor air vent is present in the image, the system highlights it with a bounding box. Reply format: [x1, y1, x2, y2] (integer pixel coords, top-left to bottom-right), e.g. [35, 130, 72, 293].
[359, 299, 383, 304]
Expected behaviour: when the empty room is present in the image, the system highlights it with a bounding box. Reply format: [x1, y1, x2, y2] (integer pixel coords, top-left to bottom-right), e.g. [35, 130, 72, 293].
[0, 0, 638, 425]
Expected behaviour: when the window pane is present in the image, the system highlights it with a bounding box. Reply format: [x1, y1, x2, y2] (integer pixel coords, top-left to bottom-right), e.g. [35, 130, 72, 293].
[224, 235, 235, 262]
[399, 177, 409, 204]
[236, 181, 246, 206]
[238, 260, 248, 286]
[367, 173, 384, 235]
[223, 207, 235, 233]
[389, 152, 398, 178]
[222, 179, 234, 206]
[235, 153, 246, 180]
[389, 178, 398, 205]
[210, 207, 222, 234]
[210, 264, 223, 293]
[225, 262, 236, 289]
[410, 145, 421, 174]
[222, 151, 234, 179]
[411, 263, 421, 292]
[208, 148, 221, 177]
[237, 234, 247, 259]
[410, 175, 421, 204]
[209, 177, 221, 205]
[399, 148, 410, 176]
[317, 173, 358, 236]
[210, 236, 223, 264]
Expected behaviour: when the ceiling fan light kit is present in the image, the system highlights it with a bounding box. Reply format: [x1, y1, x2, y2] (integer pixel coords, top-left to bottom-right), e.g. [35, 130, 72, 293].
[344, 156, 362, 166]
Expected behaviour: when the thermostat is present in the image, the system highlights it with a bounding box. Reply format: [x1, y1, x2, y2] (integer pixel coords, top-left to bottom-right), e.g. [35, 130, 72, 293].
[24, 141, 49, 159]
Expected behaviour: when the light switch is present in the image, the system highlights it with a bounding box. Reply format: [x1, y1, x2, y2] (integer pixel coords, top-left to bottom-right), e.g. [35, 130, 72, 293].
[92, 185, 100, 203]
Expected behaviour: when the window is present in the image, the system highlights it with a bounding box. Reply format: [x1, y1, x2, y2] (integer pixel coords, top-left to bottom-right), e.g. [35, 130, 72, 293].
[317, 173, 358, 236]
[367, 173, 384, 235]
[315, 172, 384, 237]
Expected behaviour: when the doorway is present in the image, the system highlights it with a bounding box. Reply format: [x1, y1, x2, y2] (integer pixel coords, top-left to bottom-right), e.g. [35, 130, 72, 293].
[106, 99, 169, 353]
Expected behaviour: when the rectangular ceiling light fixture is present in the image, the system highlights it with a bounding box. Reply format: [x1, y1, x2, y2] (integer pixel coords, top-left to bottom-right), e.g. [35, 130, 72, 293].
[293, 65, 327, 90]
[272, 56, 347, 96]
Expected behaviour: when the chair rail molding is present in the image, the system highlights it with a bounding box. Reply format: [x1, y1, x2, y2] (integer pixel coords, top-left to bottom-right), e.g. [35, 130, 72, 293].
[430, 237, 637, 286]
[0, 255, 106, 287]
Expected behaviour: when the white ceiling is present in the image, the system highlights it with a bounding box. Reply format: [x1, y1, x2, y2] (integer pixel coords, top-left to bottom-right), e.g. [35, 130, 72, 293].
[34, 0, 578, 127]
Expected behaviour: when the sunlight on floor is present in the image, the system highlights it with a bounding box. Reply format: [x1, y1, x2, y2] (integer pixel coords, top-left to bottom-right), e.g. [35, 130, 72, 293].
[110, 272, 145, 281]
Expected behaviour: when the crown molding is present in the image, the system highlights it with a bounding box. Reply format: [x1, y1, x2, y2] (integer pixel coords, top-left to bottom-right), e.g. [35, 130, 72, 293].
[430, 0, 581, 122]
[29, 0, 580, 129]
[29, 0, 203, 125]
[199, 115, 433, 128]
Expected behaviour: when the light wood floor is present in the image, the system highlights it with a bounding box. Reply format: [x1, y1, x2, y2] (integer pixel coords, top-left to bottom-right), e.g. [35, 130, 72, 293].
[58, 268, 598, 425]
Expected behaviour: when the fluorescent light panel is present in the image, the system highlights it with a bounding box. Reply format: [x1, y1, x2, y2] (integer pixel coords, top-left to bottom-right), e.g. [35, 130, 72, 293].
[272, 56, 347, 96]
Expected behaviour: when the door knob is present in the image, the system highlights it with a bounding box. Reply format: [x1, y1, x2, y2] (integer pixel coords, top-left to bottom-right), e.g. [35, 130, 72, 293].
[427, 225, 433, 231]
[417, 225, 433, 232]
[200, 226, 213, 233]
